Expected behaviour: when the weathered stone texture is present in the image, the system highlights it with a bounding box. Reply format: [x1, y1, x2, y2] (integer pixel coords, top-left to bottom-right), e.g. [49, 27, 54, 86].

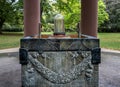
[20, 38, 100, 87]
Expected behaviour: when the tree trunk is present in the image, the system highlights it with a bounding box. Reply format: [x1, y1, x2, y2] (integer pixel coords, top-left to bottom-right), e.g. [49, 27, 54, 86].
[0, 19, 5, 34]
[0, 25, 3, 34]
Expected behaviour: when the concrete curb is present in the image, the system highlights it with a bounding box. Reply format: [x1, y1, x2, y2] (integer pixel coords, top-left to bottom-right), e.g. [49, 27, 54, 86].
[0, 48, 19, 57]
[0, 48, 19, 54]
[101, 48, 120, 56]
[101, 48, 120, 53]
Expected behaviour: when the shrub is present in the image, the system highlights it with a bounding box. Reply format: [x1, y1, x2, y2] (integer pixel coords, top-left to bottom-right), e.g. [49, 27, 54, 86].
[98, 28, 120, 33]
[2, 24, 23, 32]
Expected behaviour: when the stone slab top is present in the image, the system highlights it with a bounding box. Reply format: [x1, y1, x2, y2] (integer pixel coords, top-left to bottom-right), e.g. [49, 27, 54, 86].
[20, 38, 100, 51]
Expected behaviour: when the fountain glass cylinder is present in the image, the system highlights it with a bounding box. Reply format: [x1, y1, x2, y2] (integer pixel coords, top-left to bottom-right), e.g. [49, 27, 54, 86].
[54, 14, 65, 35]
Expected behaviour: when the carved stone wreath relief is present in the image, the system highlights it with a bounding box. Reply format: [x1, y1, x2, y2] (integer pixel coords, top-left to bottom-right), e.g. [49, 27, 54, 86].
[22, 51, 93, 86]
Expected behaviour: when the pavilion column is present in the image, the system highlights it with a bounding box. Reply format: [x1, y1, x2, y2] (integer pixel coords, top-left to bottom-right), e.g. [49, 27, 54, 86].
[24, 0, 40, 36]
[81, 0, 98, 37]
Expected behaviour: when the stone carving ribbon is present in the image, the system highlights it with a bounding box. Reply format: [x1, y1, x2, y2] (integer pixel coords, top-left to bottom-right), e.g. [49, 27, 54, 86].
[28, 52, 92, 84]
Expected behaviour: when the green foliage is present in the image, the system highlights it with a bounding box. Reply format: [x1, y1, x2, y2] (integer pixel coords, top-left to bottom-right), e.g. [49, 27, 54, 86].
[98, 27, 120, 33]
[41, 0, 81, 32]
[0, 0, 16, 22]
[0, 0, 23, 34]
[42, 23, 54, 32]
[2, 24, 23, 32]
[2, 23, 12, 29]
[9, 0, 23, 25]
[41, 0, 55, 32]
[105, 0, 120, 30]
[53, 0, 80, 31]
[41, 0, 109, 32]
[0, 0, 109, 33]
[98, 0, 109, 27]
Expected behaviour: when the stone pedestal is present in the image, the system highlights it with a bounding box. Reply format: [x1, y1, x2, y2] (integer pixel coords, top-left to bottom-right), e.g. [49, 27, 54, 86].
[20, 38, 100, 87]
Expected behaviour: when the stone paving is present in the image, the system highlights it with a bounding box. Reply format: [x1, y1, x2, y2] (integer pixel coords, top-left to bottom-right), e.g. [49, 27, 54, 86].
[99, 52, 120, 87]
[0, 48, 120, 87]
[0, 57, 21, 87]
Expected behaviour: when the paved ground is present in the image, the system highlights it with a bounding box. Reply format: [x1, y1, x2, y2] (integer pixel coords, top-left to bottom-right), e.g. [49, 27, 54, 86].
[0, 48, 120, 87]
[0, 57, 21, 87]
[99, 52, 120, 87]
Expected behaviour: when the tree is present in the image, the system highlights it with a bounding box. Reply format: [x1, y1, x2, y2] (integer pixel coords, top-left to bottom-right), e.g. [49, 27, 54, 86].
[0, 0, 19, 34]
[104, 0, 120, 31]
[53, 0, 81, 31]
[40, 0, 56, 32]
[0, 0, 108, 33]
[98, 0, 109, 27]
[16, 0, 107, 32]
[53, 0, 108, 31]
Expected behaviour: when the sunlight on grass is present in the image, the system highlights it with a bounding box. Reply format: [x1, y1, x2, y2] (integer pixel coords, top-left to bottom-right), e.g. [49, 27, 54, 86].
[98, 33, 120, 50]
[0, 33, 23, 49]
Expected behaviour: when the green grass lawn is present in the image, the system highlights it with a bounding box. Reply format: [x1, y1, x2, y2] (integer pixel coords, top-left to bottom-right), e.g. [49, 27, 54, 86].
[0, 32, 23, 49]
[0, 32, 120, 50]
[98, 33, 120, 50]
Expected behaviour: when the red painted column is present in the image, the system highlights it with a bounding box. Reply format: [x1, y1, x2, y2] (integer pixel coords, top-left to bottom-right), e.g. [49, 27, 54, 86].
[24, 0, 40, 36]
[81, 0, 98, 37]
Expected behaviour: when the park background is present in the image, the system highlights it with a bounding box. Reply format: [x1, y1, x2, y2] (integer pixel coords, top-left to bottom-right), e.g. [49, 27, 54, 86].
[0, 0, 120, 50]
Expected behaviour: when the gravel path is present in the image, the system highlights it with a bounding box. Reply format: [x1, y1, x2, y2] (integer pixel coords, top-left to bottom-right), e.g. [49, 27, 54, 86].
[0, 52, 120, 87]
